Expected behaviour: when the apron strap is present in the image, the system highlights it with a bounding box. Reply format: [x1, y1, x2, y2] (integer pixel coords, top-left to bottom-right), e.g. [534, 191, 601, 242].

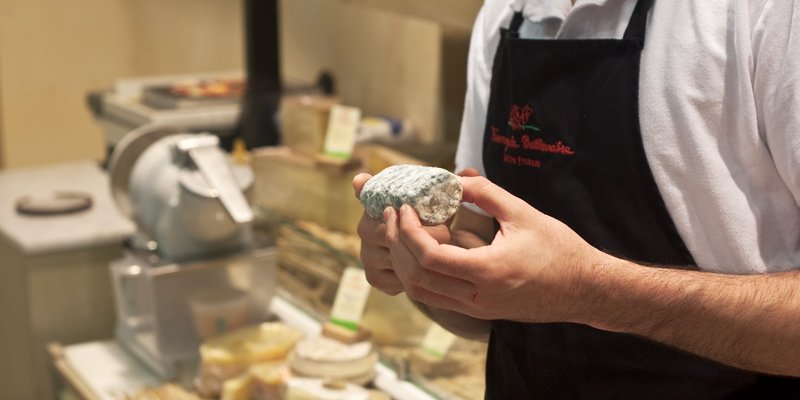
[622, 0, 655, 46]
[508, 12, 525, 36]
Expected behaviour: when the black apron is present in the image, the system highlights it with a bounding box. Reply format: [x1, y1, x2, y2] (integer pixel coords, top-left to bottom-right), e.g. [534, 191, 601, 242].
[481, 0, 800, 398]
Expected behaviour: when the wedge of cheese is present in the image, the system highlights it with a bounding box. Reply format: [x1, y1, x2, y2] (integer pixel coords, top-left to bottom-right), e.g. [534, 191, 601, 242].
[196, 323, 304, 397]
[201, 322, 304, 367]
[285, 378, 370, 400]
[250, 361, 291, 400]
[220, 374, 254, 400]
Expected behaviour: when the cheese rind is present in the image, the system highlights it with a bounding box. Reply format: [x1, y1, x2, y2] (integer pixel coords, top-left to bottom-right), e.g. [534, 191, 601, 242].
[285, 378, 370, 400]
[360, 165, 462, 225]
[289, 336, 377, 385]
[196, 323, 304, 397]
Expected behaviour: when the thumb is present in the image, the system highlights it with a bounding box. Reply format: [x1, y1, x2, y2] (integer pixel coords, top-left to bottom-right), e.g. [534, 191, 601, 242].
[459, 175, 528, 223]
[352, 173, 372, 199]
[457, 167, 482, 178]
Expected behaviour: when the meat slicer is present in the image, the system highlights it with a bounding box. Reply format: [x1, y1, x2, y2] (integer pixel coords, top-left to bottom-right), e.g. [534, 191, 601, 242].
[107, 125, 277, 378]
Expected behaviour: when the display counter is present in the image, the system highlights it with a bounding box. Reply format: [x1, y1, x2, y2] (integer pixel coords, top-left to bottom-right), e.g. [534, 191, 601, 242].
[44, 144, 486, 400]
[50, 293, 484, 400]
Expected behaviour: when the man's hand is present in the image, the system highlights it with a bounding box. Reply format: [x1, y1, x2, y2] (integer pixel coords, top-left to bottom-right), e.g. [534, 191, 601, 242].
[382, 174, 606, 323]
[374, 174, 800, 377]
[352, 172, 454, 295]
[353, 169, 494, 340]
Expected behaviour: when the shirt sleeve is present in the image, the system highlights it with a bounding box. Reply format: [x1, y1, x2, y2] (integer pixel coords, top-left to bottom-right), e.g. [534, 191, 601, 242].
[455, 3, 500, 216]
[752, 0, 800, 206]
[455, 3, 492, 177]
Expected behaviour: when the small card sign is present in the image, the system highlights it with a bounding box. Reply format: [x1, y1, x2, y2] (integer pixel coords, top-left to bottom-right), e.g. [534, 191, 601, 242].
[420, 323, 457, 359]
[324, 105, 361, 158]
[329, 267, 371, 331]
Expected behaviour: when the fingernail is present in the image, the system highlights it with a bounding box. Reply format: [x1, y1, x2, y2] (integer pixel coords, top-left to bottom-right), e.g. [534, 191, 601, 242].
[384, 207, 395, 221]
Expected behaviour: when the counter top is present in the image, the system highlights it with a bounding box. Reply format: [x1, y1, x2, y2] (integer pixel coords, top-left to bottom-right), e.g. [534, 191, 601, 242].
[52, 296, 437, 400]
[0, 160, 136, 255]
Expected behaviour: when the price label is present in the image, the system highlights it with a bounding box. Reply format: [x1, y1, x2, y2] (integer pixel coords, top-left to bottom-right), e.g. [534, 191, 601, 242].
[324, 105, 361, 158]
[420, 323, 457, 359]
[329, 267, 371, 331]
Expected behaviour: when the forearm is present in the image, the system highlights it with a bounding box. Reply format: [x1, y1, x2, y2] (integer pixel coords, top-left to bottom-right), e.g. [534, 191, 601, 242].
[579, 254, 800, 376]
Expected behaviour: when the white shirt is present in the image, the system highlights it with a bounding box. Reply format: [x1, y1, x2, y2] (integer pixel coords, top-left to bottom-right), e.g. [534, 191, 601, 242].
[455, 0, 800, 274]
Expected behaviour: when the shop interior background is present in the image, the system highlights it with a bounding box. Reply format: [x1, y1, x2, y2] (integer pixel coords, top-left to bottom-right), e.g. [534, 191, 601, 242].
[0, 0, 479, 168]
[0, 0, 482, 399]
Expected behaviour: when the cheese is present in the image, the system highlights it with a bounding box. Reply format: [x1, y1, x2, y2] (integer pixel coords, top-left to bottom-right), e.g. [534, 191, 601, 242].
[249, 362, 291, 400]
[284, 378, 370, 400]
[200, 322, 304, 366]
[220, 374, 254, 400]
[360, 164, 462, 225]
[293, 336, 372, 362]
[288, 336, 377, 385]
[196, 323, 304, 397]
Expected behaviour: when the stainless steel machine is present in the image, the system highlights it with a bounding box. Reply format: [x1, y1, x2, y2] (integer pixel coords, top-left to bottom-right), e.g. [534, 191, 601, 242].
[107, 125, 277, 378]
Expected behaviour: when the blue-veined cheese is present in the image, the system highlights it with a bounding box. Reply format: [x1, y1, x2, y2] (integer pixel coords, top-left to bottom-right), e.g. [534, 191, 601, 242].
[360, 165, 462, 225]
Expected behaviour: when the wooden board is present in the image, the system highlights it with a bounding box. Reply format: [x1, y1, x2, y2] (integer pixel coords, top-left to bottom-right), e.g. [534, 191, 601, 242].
[48, 343, 101, 400]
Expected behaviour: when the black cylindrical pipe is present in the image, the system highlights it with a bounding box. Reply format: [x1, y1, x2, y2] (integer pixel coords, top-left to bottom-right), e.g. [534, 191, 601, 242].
[238, 0, 282, 148]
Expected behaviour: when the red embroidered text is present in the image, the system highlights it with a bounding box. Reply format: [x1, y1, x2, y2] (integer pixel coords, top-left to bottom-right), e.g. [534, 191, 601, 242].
[490, 126, 519, 151]
[521, 136, 575, 155]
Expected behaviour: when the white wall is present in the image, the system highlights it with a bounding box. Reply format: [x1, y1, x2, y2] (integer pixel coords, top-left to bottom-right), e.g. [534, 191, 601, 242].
[0, 0, 244, 169]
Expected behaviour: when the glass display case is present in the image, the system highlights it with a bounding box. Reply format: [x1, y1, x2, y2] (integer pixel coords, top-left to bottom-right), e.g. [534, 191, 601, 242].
[260, 211, 488, 400]
[110, 244, 278, 379]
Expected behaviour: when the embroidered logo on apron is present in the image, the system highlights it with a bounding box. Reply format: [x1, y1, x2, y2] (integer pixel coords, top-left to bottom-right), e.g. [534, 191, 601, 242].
[490, 103, 575, 168]
[508, 104, 540, 132]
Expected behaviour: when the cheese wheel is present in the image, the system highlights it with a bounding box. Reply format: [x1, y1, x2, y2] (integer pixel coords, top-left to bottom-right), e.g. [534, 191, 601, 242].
[288, 336, 378, 385]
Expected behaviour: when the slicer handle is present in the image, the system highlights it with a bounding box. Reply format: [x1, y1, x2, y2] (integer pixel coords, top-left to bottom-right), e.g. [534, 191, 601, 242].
[178, 135, 255, 224]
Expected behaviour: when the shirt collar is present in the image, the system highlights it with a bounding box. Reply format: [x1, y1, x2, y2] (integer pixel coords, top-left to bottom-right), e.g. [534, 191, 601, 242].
[511, 0, 610, 23]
